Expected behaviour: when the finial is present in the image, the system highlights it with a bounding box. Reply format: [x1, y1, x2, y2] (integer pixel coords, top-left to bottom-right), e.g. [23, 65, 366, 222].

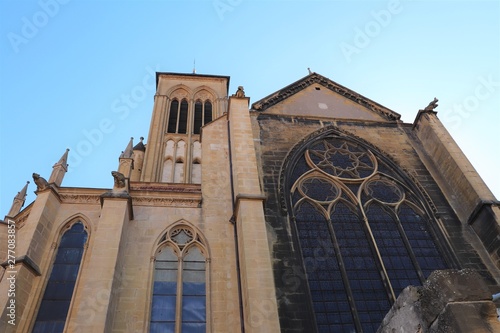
[308, 67, 312, 75]
[14, 181, 30, 200]
[54, 148, 70, 167]
[133, 136, 146, 152]
[120, 137, 134, 158]
[7, 181, 30, 216]
[193, 59, 196, 74]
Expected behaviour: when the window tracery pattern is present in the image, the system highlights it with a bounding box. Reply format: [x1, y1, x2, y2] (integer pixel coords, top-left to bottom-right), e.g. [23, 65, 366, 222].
[151, 225, 207, 333]
[288, 134, 448, 333]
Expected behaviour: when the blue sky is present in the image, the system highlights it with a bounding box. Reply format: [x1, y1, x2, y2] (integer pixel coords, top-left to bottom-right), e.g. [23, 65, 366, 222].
[1, 0, 499, 216]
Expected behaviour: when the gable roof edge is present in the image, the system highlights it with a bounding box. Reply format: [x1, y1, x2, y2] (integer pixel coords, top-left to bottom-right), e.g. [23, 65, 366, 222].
[251, 73, 401, 121]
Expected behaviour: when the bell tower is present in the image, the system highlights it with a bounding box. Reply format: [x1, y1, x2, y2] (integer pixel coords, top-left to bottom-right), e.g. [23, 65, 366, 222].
[140, 72, 230, 183]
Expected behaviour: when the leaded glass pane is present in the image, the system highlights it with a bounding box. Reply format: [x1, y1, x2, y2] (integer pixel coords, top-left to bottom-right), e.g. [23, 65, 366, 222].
[367, 203, 420, 296]
[151, 240, 207, 332]
[331, 202, 390, 332]
[33, 222, 87, 333]
[398, 204, 447, 278]
[182, 246, 206, 329]
[171, 228, 193, 246]
[151, 246, 177, 330]
[300, 178, 339, 202]
[289, 134, 449, 332]
[295, 201, 356, 332]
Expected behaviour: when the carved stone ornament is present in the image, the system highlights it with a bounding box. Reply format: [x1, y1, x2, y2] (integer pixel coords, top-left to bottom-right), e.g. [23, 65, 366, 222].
[171, 89, 189, 101]
[424, 97, 439, 111]
[111, 171, 126, 188]
[32, 173, 49, 191]
[194, 90, 211, 102]
[233, 86, 245, 98]
[59, 194, 101, 204]
[132, 197, 201, 208]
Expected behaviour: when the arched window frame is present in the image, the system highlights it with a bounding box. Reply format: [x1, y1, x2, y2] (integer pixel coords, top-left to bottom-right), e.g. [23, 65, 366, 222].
[167, 98, 189, 134]
[31, 219, 90, 333]
[148, 222, 211, 333]
[193, 99, 213, 135]
[280, 127, 458, 333]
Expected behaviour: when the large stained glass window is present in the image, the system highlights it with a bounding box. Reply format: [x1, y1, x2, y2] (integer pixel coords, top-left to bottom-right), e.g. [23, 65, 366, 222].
[33, 222, 88, 333]
[287, 133, 448, 332]
[151, 225, 207, 333]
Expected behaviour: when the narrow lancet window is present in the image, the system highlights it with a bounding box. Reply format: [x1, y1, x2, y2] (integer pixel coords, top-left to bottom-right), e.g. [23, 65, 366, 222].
[168, 100, 179, 133]
[33, 222, 88, 333]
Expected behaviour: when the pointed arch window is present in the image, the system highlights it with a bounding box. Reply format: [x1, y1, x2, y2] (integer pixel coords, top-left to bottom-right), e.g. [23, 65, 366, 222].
[32, 222, 88, 333]
[150, 225, 207, 333]
[286, 133, 450, 333]
[168, 99, 189, 134]
[193, 100, 213, 134]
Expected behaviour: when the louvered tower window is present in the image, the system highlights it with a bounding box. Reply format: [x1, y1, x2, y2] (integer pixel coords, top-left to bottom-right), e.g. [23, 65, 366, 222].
[167, 99, 189, 134]
[193, 100, 213, 134]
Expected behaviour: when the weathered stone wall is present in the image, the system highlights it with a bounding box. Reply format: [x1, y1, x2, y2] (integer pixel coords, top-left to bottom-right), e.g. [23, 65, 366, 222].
[377, 269, 500, 333]
[412, 111, 497, 224]
[228, 96, 281, 333]
[252, 112, 500, 332]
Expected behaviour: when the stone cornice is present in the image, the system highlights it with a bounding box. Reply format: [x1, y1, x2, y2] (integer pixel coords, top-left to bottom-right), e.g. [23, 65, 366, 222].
[57, 188, 108, 204]
[131, 196, 201, 208]
[130, 182, 202, 207]
[156, 72, 230, 93]
[130, 182, 201, 194]
[251, 73, 401, 121]
[59, 193, 102, 204]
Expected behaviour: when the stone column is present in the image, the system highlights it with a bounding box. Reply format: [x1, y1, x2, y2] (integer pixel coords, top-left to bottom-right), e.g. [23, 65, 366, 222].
[227, 93, 281, 333]
[142, 95, 168, 182]
[0, 183, 59, 332]
[67, 190, 132, 332]
[412, 109, 498, 223]
[412, 109, 500, 269]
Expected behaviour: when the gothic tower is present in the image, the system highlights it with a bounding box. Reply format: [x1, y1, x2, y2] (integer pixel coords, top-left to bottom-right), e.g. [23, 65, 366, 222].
[1, 71, 499, 333]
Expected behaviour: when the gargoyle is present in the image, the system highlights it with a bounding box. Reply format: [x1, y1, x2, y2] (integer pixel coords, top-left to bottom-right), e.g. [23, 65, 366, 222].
[424, 97, 439, 111]
[233, 86, 245, 98]
[32, 173, 49, 191]
[111, 171, 126, 188]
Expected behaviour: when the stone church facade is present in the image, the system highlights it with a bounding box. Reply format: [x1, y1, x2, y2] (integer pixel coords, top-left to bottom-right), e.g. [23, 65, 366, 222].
[1, 71, 499, 332]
